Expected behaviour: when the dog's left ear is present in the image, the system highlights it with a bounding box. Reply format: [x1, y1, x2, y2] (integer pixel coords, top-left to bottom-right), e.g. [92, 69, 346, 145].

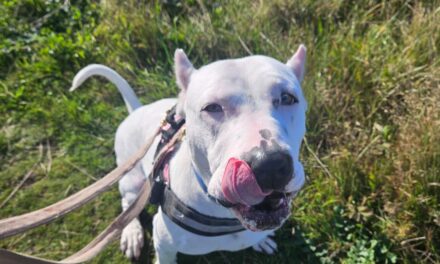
[286, 44, 307, 83]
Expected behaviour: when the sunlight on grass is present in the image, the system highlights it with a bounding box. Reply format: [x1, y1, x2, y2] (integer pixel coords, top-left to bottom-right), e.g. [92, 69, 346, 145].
[0, 0, 439, 263]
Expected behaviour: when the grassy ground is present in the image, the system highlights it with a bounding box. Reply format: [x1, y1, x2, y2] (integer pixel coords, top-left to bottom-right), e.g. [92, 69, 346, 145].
[0, 0, 439, 263]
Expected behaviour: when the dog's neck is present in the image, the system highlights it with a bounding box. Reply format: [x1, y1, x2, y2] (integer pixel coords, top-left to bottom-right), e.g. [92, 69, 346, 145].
[168, 140, 235, 218]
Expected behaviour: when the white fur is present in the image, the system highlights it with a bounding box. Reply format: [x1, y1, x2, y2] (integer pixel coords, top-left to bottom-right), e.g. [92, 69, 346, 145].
[70, 64, 142, 113]
[71, 46, 307, 263]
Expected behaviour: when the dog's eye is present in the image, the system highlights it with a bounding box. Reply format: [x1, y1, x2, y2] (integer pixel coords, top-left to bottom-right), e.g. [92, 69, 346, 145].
[202, 103, 223, 113]
[280, 92, 299, 105]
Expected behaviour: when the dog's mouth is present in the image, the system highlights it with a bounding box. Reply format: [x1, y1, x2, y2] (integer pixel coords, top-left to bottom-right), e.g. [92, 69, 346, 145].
[221, 157, 297, 231]
[231, 191, 294, 231]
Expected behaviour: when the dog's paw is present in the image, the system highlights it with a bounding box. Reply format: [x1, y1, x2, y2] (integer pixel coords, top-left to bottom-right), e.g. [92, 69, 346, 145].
[120, 218, 144, 259]
[252, 231, 277, 255]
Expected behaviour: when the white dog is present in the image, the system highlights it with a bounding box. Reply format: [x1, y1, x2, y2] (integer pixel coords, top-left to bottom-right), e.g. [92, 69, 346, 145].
[70, 45, 307, 263]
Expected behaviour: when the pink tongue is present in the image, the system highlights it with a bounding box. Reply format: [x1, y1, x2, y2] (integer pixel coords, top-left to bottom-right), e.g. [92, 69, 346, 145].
[222, 158, 272, 206]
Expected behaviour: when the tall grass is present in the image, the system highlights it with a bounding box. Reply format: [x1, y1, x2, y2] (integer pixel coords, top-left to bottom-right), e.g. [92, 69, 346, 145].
[0, 0, 439, 263]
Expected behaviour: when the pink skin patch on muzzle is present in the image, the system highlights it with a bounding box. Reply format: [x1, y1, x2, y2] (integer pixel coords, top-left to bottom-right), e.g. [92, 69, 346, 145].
[222, 158, 273, 206]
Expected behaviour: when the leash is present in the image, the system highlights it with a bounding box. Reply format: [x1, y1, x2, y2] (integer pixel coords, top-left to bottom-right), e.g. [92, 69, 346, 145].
[0, 115, 186, 264]
[0, 127, 160, 239]
[0, 104, 245, 263]
[0, 178, 152, 264]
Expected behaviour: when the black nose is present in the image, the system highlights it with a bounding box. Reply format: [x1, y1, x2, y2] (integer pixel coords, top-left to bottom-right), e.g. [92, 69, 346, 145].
[243, 149, 293, 192]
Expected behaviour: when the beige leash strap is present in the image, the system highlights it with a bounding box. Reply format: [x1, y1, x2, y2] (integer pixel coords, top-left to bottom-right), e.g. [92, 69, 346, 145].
[0, 250, 58, 264]
[0, 126, 185, 264]
[0, 177, 152, 264]
[0, 128, 159, 240]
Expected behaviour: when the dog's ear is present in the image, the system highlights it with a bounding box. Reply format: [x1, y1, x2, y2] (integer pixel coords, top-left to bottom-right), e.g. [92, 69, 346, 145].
[286, 44, 307, 83]
[175, 49, 194, 91]
[174, 49, 195, 117]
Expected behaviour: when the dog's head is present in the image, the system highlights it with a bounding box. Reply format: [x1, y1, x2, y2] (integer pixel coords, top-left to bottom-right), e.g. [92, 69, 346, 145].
[174, 46, 307, 231]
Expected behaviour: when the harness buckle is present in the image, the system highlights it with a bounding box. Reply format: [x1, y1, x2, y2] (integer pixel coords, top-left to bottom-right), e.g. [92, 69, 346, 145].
[149, 176, 166, 205]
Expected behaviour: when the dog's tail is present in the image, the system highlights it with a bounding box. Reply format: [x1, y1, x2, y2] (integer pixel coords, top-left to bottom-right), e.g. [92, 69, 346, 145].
[70, 64, 142, 113]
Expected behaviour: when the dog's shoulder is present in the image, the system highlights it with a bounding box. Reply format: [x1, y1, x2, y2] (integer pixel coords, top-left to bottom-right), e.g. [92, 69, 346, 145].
[115, 98, 177, 160]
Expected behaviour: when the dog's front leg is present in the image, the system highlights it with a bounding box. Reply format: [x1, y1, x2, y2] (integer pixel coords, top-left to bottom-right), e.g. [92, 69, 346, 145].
[153, 239, 177, 264]
[119, 167, 146, 259]
[252, 231, 278, 255]
[152, 210, 178, 264]
[120, 217, 144, 259]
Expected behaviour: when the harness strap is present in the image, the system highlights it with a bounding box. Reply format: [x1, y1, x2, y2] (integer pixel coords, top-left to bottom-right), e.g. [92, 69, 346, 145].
[155, 105, 185, 157]
[161, 187, 245, 236]
[146, 104, 242, 236]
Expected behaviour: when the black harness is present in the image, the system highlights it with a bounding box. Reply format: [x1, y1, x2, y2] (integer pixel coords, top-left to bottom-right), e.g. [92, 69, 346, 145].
[148, 106, 245, 236]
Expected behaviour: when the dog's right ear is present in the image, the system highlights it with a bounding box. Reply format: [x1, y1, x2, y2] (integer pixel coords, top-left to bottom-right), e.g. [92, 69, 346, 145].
[175, 49, 195, 117]
[175, 49, 194, 91]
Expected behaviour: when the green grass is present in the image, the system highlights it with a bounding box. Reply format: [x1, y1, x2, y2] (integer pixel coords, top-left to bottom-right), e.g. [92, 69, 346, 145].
[1, 0, 439, 263]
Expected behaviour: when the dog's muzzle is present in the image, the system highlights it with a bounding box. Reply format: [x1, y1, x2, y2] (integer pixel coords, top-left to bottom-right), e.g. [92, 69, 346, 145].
[220, 150, 296, 231]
